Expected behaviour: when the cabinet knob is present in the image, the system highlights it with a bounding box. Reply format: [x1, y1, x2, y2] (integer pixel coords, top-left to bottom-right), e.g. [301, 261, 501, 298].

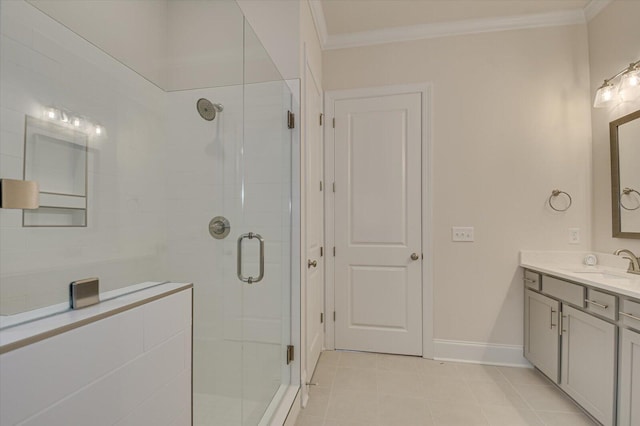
[410, 253, 420, 261]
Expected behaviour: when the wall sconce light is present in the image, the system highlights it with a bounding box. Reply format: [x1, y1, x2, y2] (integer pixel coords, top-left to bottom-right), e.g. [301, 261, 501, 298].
[594, 60, 640, 107]
[43, 106, 104, 136]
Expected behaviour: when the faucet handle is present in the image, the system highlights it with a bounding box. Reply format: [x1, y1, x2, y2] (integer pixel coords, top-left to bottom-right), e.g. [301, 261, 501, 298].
[614, 249, 640, 275]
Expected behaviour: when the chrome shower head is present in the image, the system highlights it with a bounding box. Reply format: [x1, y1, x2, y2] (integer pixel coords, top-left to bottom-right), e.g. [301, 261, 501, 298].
[197, 98, 224, 121]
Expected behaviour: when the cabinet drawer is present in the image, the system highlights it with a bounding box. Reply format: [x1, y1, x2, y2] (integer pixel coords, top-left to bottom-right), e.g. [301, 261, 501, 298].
[620, 299, 640, 331]
[542, 276, 585, 307]
[523, 270, 541, 291]
[585, 289, 617, 321]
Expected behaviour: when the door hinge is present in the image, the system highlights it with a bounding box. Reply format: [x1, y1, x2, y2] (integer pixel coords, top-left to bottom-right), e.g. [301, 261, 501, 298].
[287, 111, 295, 129]
[320, 113, 323, 126]
[320, 246, 324, 257]
[333, 246, 336, 256]
[320, 181, 323, 191]
[286, 345, 294, 364]
[332, 117, 335, 128]
[332, 182, 335, 192]
[333, 311, 336, 321]
[320, 313, 324, 323]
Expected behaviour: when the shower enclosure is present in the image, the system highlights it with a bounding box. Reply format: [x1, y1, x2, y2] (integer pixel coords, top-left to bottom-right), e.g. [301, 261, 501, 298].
[0, 1, 299, 424]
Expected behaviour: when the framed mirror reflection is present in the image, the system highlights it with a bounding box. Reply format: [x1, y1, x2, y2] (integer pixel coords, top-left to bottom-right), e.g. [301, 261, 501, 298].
[610, 109, 640, 238]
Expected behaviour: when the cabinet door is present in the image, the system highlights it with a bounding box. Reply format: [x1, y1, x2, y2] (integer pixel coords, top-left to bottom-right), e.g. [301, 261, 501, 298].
[619, 328, 640, 426]
[561, 305, 616, 426]
[524, 289, 560, 382]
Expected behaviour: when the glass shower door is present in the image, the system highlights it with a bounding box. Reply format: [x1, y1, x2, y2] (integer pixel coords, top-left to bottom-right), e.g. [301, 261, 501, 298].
[237, 20, 294, 425]
[190, 18, 294, 426]
[235, 20, 292, 425]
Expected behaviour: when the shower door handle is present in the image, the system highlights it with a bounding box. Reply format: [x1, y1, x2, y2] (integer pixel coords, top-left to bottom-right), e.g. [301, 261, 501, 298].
[237, 232, 265, 284]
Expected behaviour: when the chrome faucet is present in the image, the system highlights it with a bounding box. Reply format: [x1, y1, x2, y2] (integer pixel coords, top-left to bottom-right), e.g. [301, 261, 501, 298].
[614, 249, 640, 275]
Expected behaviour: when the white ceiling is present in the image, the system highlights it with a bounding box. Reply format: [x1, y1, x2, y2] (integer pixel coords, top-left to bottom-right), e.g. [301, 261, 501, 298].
[321, 0, 590, 35]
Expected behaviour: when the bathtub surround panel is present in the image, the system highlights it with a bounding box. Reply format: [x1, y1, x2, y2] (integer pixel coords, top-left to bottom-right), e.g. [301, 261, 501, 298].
[323, 23, 592, 357]
[0, 286, 192, 426]
[588, 0, 640, 251]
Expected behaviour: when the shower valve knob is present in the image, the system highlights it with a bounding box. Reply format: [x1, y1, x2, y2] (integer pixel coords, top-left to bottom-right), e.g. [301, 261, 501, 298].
[209, 216, 230, 239]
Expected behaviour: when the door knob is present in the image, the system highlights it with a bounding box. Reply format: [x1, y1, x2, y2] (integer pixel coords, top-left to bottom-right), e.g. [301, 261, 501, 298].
[308, 259, 318, 268]
[410, 253, 420, 261]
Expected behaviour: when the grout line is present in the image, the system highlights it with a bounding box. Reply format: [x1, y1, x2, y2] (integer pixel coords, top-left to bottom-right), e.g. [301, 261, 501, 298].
[494, 366, 549, 425]
[309, 352, 604, 426]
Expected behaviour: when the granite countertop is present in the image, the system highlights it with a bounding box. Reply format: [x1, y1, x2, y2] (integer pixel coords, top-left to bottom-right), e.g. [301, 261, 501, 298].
[520, 251, 640, 300]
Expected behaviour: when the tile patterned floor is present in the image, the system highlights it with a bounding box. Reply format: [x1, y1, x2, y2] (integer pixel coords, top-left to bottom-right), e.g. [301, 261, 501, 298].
[295, 351, 598, 426]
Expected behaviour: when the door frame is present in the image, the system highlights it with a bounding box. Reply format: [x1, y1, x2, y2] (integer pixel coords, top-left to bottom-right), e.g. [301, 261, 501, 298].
[303, 44, 324, 378]
[323, 83, 434, 358]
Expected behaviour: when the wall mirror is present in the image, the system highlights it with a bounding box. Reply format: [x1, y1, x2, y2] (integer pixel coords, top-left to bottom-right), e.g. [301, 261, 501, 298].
[610, 109, 640, 238]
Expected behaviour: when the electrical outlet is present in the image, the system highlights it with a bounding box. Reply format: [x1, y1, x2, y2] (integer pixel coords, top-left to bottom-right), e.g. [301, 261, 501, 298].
[452, 226, 474, 242]
[569, 227, 581, 244]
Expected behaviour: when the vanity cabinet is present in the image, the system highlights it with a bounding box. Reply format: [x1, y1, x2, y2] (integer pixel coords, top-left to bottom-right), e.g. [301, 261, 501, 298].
[619, 328, 640, 426]
[523, 271, 622, 426]
[524, 289, 560, 382]
[560, 305, 616, 426]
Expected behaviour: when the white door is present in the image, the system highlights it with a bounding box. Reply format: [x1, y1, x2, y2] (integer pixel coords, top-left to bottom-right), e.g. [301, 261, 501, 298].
[333, 92, 423, 355]
[305, 64, 324, 375]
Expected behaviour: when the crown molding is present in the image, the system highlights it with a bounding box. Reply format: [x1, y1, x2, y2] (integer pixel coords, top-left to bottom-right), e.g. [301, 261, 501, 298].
[324, 9, 586, 50]
[584, 0, 613, 21]
[308, 0, 328, 47]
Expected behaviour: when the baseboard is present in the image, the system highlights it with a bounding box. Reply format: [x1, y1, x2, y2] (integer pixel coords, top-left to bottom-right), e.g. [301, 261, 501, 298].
[433, 339, 532, 367]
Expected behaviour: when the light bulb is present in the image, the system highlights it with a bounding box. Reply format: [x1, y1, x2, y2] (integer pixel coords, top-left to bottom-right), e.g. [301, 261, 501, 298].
[73, 118, 81, 127]
[46, 108, 57, 119]
[619, 64, 640, 101]
[95, 125, 102, 135]
[593, 80, 617, 108]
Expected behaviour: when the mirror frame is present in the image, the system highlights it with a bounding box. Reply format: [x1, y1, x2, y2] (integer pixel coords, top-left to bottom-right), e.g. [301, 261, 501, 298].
[610, 109, 640, 239]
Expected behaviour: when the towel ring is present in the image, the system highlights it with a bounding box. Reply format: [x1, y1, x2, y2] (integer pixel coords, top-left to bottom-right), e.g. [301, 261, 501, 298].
[549, 189, 572, 212]
[620, 187, 640, 211]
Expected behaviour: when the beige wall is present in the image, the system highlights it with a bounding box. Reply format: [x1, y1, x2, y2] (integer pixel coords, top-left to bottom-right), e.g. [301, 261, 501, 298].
[323, 25, 592, 346]
[28, 0, 169, 87]
[588, 0, 640, 253]
[237, 0, 301, 80]
[300, 0, 323, 83]
[27, 0, 249, 91]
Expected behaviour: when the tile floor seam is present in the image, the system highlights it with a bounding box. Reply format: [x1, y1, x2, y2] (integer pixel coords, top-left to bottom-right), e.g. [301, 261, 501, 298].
[300, 351, 597, 426]
[495, 365, 549, 425]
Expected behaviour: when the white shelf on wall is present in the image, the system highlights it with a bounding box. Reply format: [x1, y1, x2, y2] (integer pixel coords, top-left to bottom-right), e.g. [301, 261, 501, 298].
[23, 116, 88, 227]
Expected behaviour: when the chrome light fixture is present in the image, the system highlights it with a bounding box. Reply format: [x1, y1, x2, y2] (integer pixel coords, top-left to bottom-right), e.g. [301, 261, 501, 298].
[43, 106, 105, 136]
[594, 60, 640, 108]
[593, 80, 616, 108]
[619, 62, 640, 101]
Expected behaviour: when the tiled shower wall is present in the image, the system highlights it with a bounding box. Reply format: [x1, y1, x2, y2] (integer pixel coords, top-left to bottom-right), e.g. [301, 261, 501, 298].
[0, 0, 168, 313]
[1, 1, 295, 422]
